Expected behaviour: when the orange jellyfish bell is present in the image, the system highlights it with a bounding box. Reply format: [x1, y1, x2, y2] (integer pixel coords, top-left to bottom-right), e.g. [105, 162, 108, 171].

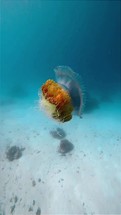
[40, 79, 73, 122]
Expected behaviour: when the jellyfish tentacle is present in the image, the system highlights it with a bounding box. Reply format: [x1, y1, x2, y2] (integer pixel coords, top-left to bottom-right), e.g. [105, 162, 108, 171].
[54, 66, 83, 117]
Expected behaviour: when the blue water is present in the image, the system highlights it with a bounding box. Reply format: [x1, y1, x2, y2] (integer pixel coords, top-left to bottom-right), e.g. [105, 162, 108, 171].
[0, 1, 120, 100]
[0, 1, 121, 214]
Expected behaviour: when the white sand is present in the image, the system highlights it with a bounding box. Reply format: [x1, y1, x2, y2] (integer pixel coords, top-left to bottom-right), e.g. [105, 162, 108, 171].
[0, 98, 121, 215]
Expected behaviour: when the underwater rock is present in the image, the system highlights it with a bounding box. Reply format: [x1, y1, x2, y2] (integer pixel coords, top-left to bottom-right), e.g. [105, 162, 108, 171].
[50, 127, 66, 139]
[58, 139, 74, 154]
[14, 196, 18, 203]
[32, 180, 36, 187]
[33, 200, 35, 206]
[38, 178, 41, 182]
[6, 146, 25, 161]
[28, 206, 33, 212]
[10, 205, 15, 214]
[36, 207, 41, 215]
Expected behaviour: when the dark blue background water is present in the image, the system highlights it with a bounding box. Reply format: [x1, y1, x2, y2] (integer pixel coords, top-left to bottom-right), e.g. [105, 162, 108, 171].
[1, 0, 120, 101]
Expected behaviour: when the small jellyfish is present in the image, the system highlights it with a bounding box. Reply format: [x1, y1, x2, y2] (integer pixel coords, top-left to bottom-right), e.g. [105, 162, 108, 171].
[39, 66, 83, 123]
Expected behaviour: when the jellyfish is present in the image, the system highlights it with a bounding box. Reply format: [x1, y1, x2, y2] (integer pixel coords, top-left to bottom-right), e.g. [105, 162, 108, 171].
[39, 66, 83, 123]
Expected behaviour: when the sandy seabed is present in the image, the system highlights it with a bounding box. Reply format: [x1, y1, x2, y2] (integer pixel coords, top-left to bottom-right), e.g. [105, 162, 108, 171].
[0, 97, 121, 215]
